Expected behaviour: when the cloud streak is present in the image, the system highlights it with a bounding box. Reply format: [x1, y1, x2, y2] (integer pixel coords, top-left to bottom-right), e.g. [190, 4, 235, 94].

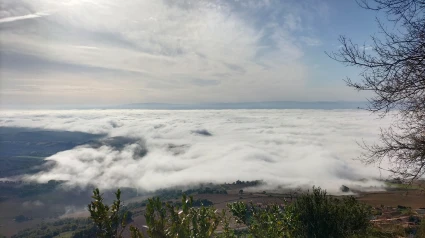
[0, 12, 49, 23]
[1, 109, 393, 193]
[0, 0, 346, 106]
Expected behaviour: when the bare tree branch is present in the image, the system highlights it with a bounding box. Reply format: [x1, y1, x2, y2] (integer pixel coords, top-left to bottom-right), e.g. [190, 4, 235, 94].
[328, 0, 425, 182]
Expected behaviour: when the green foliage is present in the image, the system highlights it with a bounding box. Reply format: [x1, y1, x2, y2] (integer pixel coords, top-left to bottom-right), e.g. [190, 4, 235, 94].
[88, 188, 130, 238]
[232, 180, 262, 186]
[290, 187, 371, 238]
[11, 218, 93, 238]
[185, 186, 228, 195]
[89, 190, 224, 238]
[88, 187, 373, 238]
[0, 180, 62, 200]
[173, 198, 214, 207]
[366, 223, 410, 238]
[71, 225, 97, 238]
[142, 194, 222, 238]
[417, 218, 425, 238]
[228, 201, 295, 237]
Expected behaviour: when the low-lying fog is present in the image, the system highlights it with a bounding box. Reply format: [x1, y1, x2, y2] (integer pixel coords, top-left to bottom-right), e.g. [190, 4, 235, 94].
[1, 109, 394, 193]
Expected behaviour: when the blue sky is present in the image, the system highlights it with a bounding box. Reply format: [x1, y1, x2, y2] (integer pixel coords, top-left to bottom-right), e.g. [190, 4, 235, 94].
[0, 0, 386, 107]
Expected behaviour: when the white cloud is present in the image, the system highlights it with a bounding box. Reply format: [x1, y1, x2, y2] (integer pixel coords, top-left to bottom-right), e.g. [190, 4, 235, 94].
[300, 36, 322, 46]
[1, 109, 393, 193]
[360, 45, 373, 51]
[0, 12, 49, 23]
[0, 0, 339, 105]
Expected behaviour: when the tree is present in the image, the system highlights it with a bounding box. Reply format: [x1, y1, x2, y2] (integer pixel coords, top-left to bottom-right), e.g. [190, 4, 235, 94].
[328, 0, 425, 182]
[88, 188, 129, 238]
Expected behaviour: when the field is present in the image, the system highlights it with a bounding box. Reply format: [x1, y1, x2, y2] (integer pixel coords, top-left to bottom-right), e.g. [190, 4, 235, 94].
[358, 190, 425, 209]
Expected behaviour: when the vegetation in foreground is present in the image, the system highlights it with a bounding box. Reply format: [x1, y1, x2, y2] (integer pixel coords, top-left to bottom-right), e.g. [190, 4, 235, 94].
[86, 187, 422, 238]
[9, 185, 424, 238]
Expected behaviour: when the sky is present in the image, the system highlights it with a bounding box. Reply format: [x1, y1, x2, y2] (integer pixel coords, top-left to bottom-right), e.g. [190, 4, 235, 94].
[0, 0, 387, 108]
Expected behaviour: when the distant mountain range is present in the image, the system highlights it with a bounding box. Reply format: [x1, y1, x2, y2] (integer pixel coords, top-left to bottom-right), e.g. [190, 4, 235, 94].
[1, 101, 368, 110]
[113, 101, 368, 110]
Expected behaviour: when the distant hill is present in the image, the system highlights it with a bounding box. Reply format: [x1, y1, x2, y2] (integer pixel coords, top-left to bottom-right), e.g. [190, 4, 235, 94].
[114, 101, 367, 110]
[0, 127, 104, 178]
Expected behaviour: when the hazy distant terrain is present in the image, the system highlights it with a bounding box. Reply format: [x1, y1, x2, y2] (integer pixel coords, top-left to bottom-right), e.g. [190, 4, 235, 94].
[114, 101, 367, 110]
[0, 127, 103, 178]
[0, 109, 393, 193]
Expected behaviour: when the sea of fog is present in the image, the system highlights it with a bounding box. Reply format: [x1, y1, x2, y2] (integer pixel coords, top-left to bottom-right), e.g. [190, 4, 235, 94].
[0, 109, 394, 193]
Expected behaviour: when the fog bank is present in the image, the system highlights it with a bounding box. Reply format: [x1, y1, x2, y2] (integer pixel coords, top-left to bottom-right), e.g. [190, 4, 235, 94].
[0, 109, 393, 193]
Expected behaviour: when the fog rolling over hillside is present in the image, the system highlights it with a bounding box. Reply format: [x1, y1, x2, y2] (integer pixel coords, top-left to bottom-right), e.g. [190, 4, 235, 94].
[0, 109, 393, 193]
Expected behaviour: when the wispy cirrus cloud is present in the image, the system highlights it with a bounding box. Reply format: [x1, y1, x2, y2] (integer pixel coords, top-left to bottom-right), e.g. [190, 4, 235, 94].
[0, 12, 49, 23]
[300, 36, 322, 46]
[0, 0, 339, 107]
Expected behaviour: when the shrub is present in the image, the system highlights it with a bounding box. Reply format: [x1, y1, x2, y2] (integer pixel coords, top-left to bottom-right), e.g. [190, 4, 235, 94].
[130, 194, 224, 238]
[290, 187, 371, 238]
[417, 218, 425, 238]
[228, 201, 296, 237]
[88, 187, 372, 238]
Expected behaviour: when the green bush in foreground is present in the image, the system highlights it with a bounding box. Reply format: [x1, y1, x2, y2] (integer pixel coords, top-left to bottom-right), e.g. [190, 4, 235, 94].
[417, 218, 425, 238]
[88, 188, 129, 238]
[129, 194, 223, 238]
[87, 187, 372, 238]
[228, 201, 296, 237]
[290, 187, 371, 238]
